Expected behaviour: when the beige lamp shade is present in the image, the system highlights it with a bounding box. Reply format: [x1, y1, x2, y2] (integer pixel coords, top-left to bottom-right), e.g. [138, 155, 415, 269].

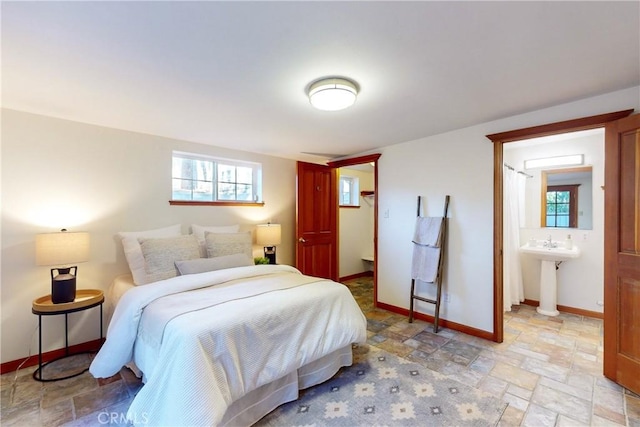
[36, 230, 90, 266]
[256, 224, 281, 246]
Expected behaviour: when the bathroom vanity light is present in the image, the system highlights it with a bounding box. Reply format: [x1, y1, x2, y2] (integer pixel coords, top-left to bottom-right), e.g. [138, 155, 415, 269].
[308, 78, 358, 111]
[524, 154, 584, 169]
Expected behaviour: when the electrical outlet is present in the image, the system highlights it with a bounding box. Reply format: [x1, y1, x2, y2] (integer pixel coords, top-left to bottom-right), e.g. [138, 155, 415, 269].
[443, 293, 451, 303]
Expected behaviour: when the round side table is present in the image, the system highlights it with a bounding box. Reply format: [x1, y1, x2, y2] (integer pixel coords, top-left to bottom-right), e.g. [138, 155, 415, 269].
[32, 289, 104, 382]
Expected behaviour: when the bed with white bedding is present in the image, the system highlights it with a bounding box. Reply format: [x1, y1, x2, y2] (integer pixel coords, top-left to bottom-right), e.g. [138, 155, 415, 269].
[90, 264, 367, 426]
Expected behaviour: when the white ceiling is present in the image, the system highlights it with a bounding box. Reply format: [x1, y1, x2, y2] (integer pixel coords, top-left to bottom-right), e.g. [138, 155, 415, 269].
[2, 1, 639, 163]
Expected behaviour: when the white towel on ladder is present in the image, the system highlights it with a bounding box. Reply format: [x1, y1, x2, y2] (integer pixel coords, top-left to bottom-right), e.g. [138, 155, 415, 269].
[411, 217, 443, 283]
[412, 217, 443, 247]
[411, 245, 441, 283]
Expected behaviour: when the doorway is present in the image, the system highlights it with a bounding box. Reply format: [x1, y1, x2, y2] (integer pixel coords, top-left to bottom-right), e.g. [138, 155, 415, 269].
[328, 154, 381, 306]
[502, 130, 602, 318]
[486, 109, 633, 343]
[337, 164, 375, 280]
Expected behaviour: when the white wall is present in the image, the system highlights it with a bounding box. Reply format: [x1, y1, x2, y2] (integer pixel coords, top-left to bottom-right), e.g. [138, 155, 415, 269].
[1, 109, 297, 364]
[378, 127, 494, 330]
[376, 86, 639, 334]
[504, 132, 604, 312]
[338, 167, 374, 278]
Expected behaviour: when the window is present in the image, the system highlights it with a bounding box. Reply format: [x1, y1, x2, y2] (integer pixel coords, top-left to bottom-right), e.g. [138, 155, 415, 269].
[545, 185, 578, 228]
[339, 175, 359, 207]
[171, 152, 262, 203]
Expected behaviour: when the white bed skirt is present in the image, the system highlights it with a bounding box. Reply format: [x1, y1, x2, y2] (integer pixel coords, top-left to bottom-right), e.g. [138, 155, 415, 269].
[221, 345, 354, 426]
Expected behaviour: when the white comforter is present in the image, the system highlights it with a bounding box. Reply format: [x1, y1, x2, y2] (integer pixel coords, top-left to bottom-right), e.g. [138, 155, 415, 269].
[90, 265, 367, 426]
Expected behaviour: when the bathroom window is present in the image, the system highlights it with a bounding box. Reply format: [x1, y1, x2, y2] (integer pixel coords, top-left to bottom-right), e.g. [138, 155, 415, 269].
[339, 175, 359, 207]
[546, 185, 578, 228]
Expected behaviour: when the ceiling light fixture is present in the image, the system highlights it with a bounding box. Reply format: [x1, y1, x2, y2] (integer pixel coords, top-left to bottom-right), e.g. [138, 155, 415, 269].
[308, 77, 358, 111]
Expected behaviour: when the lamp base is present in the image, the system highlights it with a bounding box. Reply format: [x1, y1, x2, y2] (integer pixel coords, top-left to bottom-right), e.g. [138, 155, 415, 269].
[263, 246, 277, 265]
[51, 268, 77, 304]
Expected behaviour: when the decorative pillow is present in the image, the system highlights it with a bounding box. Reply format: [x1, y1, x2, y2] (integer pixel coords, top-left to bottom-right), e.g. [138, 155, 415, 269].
[175, 253, 253, 275]
[191, 224, 240, 257]
[191, 224, 240, 241]
[118, 224, 182, 285]
[139, 235, 200, 283]
[205, 231, 252, 259]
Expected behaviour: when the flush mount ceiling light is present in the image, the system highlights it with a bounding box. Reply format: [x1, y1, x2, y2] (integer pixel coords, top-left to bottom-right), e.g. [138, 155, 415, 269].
[308, 77, 358, 111]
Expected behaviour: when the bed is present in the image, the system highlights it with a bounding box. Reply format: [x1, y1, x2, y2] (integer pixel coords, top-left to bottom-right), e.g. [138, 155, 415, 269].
[90, 257, 367, 426]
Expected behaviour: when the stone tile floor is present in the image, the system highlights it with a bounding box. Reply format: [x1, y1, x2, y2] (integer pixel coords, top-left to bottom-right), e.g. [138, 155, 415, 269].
[1, 353, 141, 426]
[1, 276, 638, 426]
[346, 277, 640, 427]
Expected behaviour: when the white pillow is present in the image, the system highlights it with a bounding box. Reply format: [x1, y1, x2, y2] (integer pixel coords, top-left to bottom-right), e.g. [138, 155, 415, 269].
[191, 224, 240, 257]
[139, 235, 200, 283]
[175, 253, 253, 275]
[118, 224, 182, 285]
[191, 224, 240, 241]
[205, 231, 252, 259]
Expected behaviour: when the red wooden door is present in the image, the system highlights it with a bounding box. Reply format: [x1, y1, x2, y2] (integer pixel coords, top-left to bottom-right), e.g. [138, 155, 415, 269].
[604, 113, 640, 394]
[296, 161, 338, 281]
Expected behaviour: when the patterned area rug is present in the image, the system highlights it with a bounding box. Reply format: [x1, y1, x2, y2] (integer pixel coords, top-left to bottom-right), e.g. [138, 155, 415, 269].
[257, 346, 507, 426]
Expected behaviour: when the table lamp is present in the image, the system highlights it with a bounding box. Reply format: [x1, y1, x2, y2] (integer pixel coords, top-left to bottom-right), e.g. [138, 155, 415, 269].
[256, 223, 281, 264]
[36, 229, 90, 303]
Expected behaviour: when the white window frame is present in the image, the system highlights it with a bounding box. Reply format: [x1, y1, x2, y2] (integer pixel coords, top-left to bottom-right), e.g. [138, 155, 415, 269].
[171, 151, 263, 203]
[339, 175, 359, 207]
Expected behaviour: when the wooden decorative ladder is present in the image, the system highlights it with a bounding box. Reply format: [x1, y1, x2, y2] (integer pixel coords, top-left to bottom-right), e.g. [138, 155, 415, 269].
[409, 195, 450, 333]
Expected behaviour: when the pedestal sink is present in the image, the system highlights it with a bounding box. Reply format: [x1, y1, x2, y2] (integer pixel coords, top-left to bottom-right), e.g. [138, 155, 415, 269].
[519, 242, 580, 316]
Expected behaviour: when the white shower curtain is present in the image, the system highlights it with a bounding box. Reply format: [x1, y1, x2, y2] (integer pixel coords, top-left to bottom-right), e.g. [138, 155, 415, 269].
[503, 166, 526, 311]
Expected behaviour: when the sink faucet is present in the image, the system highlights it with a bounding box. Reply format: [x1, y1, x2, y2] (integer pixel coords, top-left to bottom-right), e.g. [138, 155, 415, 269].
[544, 235, 557, 248]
